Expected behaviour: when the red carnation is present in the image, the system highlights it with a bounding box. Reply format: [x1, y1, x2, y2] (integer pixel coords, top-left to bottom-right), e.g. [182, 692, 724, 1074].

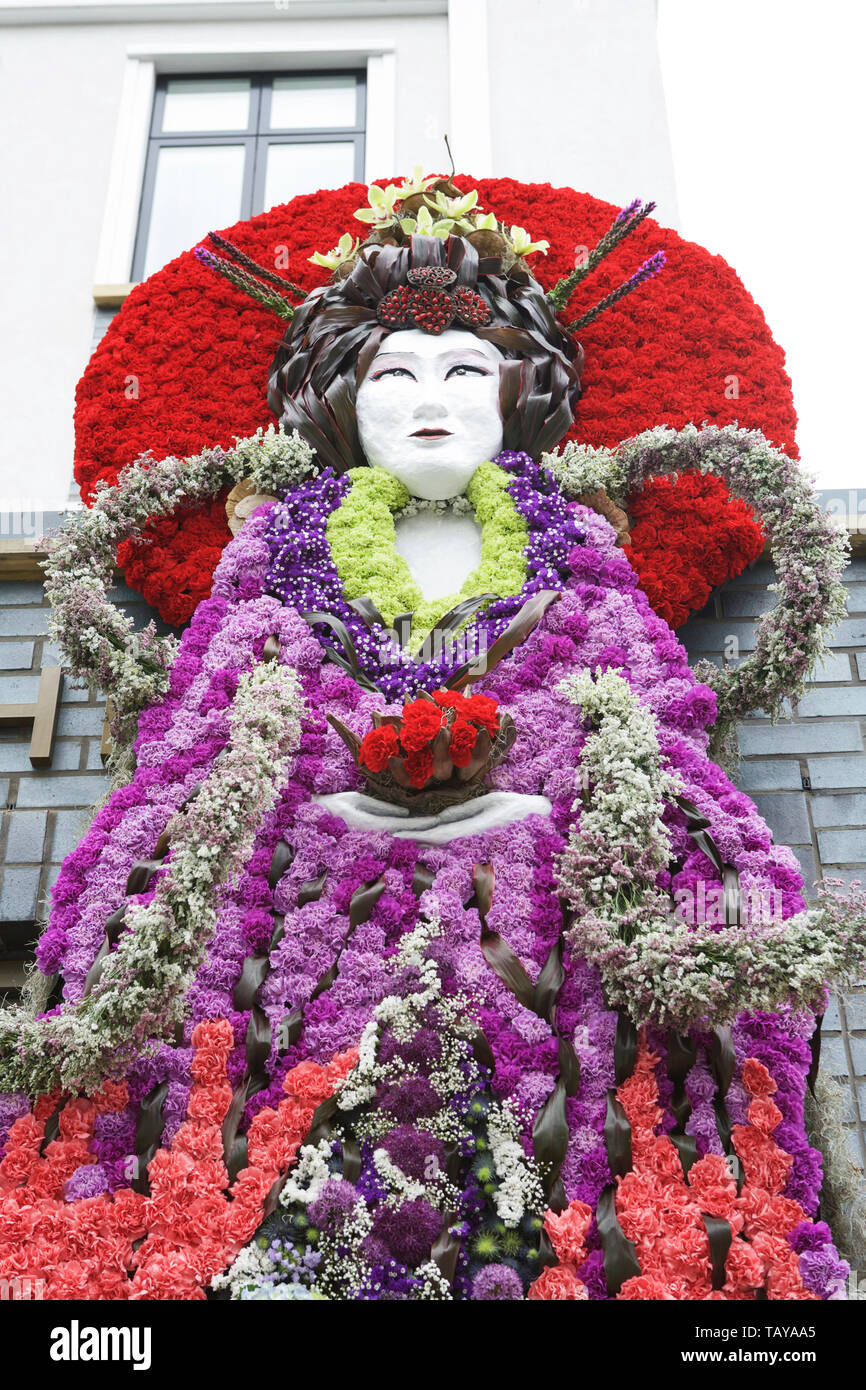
[399, 702, 444, 751]
[358, 724, 399, 772]
[403, 746, 435, 789]
[448, 719, 478, 768]
[462, 693, 500, 737]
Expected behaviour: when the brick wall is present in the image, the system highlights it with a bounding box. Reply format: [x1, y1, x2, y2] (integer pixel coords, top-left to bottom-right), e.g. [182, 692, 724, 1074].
[680, 553, 866, 1170]
[0, 574, 173, 991]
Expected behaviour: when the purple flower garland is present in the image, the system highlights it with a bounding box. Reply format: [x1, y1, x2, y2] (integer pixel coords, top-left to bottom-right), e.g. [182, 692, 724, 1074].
[261, 451, 587, 701]
[1, 469, 841, 1297]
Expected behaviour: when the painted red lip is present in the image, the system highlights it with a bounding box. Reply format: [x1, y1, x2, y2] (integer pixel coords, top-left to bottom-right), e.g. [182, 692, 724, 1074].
[410, 428, 452, 438]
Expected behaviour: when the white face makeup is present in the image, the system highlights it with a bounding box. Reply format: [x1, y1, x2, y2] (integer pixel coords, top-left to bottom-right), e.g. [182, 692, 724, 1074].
[355, 328, 504, 500]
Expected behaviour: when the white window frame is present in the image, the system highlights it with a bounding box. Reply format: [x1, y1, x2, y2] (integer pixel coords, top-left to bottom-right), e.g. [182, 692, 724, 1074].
[93, 41, 397, 295]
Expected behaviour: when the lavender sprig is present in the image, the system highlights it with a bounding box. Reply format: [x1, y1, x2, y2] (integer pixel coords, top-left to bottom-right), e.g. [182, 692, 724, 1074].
[566, 250, 666, 332]
[546, 198, 657, 312]
[193, 246, 296, 322]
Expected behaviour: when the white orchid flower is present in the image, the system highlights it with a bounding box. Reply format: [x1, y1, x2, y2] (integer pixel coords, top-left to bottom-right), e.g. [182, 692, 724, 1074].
[509, 224, 550, 257]
[396, 165, 437, 199]
[353, 182, 400, 225]
[308, 231, 360, 269]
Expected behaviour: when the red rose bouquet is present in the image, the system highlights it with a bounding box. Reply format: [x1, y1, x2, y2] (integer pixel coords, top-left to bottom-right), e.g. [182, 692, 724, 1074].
[328, 689, 516, 813]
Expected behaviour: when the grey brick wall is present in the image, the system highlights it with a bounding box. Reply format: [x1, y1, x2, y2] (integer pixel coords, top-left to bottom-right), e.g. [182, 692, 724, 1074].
[680, 553, 866, 1172]
[0, 573, 174, 993]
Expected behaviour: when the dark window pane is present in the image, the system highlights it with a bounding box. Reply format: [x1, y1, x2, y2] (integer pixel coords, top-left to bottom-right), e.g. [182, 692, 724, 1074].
[142, 144, 246, 277]
[263, 141, 356, 209]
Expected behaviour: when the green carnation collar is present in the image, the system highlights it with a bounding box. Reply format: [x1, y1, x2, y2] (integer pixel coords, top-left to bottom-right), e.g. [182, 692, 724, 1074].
[325, 461, 529, 651]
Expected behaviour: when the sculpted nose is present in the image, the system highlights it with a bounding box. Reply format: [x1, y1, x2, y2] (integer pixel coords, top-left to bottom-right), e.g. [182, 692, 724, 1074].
[413, 391, 448, 420]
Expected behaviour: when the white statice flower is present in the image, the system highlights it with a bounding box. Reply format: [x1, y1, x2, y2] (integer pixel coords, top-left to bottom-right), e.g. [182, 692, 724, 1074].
[487, 1102, 545, 1228]
[541, 439, 628, 506]
[231, 424, 318, 495]
[372, 1148, 428, 1202]
[279, 1139, 335, 1210]
[211, 1241, 275, 1297]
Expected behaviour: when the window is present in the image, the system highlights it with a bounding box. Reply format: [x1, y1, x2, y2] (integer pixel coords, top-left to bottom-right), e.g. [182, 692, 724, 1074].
[132, 72, 366, 281]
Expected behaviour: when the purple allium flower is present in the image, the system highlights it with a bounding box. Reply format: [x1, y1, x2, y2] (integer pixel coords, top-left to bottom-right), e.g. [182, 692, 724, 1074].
[380, 1124, 447, 1181]
[378, 1076, 439, 1122]
[360, 1236, 392, 1268]
[471, 1263, 524, 1300]
[371, 1199, 442, 1267]
[308, 1177, 360, 1234]
[378, 1027, 442, 1068]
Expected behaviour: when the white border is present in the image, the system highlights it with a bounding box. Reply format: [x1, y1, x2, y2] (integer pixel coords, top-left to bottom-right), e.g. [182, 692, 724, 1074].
[0, 0, 445, 22]
[93, 41, 397, 286]
[93, 56, 155, 288]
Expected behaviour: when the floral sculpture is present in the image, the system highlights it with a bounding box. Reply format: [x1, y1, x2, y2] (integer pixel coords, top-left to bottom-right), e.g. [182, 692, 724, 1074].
[0, 169, 862, 1302]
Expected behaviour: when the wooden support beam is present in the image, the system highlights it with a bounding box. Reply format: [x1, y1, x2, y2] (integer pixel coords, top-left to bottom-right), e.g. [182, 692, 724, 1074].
[0, 665, 62, 765]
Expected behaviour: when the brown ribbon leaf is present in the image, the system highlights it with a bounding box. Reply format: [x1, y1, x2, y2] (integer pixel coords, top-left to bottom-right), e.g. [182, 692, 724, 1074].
[233, 956, 269, 1011]
[532, 1077, 570, 1210]
[596, 1183, 641, 1295]
[604, 1089, 633, 1180]
[445, 589, 562, 689]
[703, 1214, 733, 1291]
[268, 839, 294, 891]
[614, 1011, 638, 1085]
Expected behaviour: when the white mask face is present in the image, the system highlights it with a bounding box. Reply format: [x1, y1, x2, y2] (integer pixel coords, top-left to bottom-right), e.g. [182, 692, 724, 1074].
[355, 328, 504, 500]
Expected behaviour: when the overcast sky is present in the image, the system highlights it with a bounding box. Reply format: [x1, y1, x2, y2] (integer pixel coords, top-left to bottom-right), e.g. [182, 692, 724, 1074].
[657, 0, 865, 494]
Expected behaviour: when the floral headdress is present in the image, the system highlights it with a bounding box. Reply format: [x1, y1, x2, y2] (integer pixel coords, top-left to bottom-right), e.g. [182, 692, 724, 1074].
[194, 169, 665, 335]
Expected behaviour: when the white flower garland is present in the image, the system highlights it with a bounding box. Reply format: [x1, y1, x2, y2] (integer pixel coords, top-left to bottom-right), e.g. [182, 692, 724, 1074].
[557, 667, 681, 916]
[544, 423, 850, 757]
[43, 426, 317, 780]
[557, 668, 866, 1030]
[0, 660, 305, 1096]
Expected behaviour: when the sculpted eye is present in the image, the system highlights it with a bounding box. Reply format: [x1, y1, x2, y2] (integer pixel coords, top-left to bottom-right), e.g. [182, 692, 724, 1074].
[372, 366, 416, 381]
[445, 363, 491, 379]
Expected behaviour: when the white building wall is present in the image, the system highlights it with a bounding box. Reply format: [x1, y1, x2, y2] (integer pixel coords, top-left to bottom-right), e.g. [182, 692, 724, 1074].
[486, 0, 678, 225]
[0, 0, 677, 511]
[0, 7, 451, 510]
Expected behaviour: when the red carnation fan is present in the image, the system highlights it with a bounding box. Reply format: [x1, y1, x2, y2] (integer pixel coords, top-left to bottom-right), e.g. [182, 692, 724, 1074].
[74, 178, 793, 626]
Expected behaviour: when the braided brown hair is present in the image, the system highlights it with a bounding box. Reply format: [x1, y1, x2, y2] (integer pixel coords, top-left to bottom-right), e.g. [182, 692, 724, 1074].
[267, 234, 583, 474]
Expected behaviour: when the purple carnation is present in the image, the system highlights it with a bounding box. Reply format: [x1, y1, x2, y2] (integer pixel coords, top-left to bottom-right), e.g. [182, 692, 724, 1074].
[578, 1248, 610, 1300]
[63, 1164, 110, 1202]
[796, 1248, 850, 1300]
[786, 1220, 836, 1255]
